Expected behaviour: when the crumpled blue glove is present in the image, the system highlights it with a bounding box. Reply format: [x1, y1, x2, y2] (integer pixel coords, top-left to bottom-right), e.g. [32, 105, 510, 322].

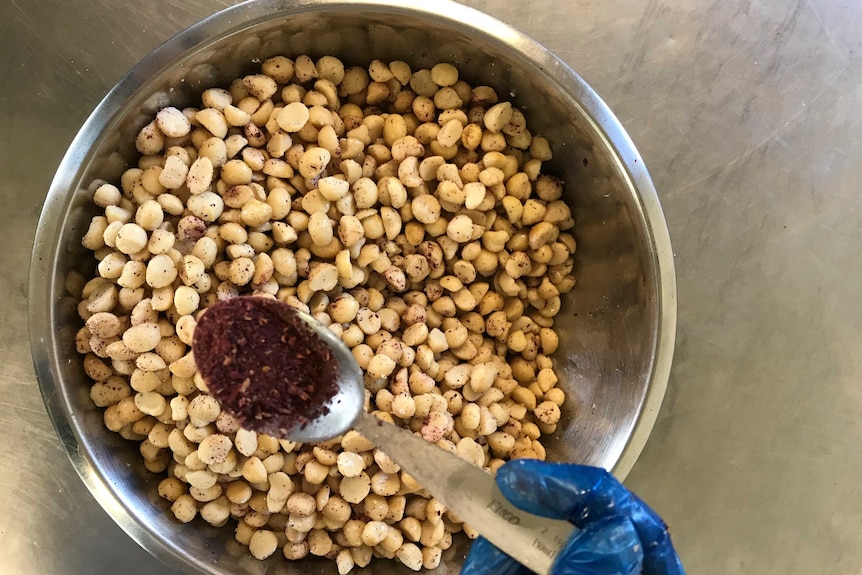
[461, 459, 684, 575]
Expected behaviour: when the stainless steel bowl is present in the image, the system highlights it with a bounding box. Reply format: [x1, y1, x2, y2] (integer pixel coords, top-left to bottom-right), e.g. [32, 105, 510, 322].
[29, 1, 676, 573]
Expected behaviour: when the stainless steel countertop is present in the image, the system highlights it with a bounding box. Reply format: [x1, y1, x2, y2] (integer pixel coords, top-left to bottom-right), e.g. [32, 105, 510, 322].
[2, 1, 860, 573]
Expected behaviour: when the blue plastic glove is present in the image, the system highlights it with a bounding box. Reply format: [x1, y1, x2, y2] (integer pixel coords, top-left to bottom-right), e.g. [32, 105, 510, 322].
[460, 459, 684, 575]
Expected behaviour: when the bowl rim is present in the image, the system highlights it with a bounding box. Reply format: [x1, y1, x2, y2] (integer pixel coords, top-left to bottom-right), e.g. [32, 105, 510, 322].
[28, 0, 677, 572]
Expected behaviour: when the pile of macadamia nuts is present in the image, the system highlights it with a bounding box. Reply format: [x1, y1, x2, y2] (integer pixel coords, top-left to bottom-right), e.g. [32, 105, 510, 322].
[75, 54, 576, 573]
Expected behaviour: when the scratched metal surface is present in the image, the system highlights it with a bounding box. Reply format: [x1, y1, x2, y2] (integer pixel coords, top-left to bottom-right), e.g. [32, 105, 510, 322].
[2, 0, 861, 574]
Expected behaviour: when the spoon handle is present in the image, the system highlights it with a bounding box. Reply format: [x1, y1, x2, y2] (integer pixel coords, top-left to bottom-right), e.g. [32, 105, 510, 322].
[353, 411, 575, 574]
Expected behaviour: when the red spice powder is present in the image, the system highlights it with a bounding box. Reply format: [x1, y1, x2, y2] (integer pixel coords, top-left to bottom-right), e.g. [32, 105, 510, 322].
[193, 296, 338, 436]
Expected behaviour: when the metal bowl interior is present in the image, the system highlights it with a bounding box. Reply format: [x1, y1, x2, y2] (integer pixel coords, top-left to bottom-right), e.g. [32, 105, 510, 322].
[28, 1, 676, 574]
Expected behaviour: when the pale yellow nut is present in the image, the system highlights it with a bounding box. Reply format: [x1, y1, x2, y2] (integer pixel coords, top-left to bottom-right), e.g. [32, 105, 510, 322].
[155, 106, 191, 138]
[336, 549, 355, 575]
[531, 135, 553, 161]
[82, 216, 108, 250]
[198, 137, 227, 168]
[367, 354, 397, 378]
[437, 118, 464, 147]
[398, 156, 423, 188]
[361, 520, 390, 546]
[173, 286, 200, 316]
[143, 254, 177, 288]
[335, 249, 352, 279]
[135, 121, 164, 155]
[396, 542, 423, 571]
[534, 400, 562, 425]
[114, 223, 148, 255]
[464, 182, 487, 210]
[298, 147, 331, 179]
[241, 456, 267, 483]
[308, 212, 334, 247]
[222, 104, 251, 127]
[194, 108, 228, 139]
[430, 63, 458, 87]
[341, 430, 374, 453]
[156, 155, 187, 190]
[239, 199, 273, 227]
[224, 133, 248, 159]
[456, 436, 486, 467]
[243, 73, 278, 100]
[307, 529, 333, 557]
[170, 494, 197, 523]
[185, 469, 218, 490]
[337, 451, 366, 478]
[482, 101, 514, 133]
[277, 101, 311, 132]
[105, 205, 132, 225]
[318, 176, 350, 201]
[249, 530, 279, 560]
[97, 252, 126, 280]
[86, 312, 122, 339]
[220, 159, 252, 186]
[340, 473, 372, 504]
[186, 191, 224, 222]
[307, 263, 339, 292]
[274, 470, 302, 503]
[135, 200, 164, 232]
[201, 88, 232, 110]
[188, 394, 221, 427]
[470, 362, 498, 394]
[123, 322, 161, 353]
[262, 55, 294, 82]
[134, 391, 167, 417]
[446, 214, 474, 242]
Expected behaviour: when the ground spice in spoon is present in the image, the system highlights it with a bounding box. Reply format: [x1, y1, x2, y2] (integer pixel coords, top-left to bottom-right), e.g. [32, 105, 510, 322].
[193, 296, 339, 437]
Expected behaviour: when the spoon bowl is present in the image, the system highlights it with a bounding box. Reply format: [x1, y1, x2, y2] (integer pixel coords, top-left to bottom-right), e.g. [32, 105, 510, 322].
[279, 309, 366, 444]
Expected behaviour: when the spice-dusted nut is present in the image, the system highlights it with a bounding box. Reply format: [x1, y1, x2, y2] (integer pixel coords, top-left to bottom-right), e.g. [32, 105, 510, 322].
[446, 215, 474, 242]
[530, 135, 553, 161]
[135, 121, 164, 156]
[243, 74, 278, 101]
[186, 191, 225, 222]
[535, 174, 564, 201]
[398, 156, 423, 188]
[298, 147, 331, 179]
[155, 107, 191, 138]
[378, 176, 407, 208]
[528, 221, 559, 250]
[482, 102, 513, 134]
[158, 155, 188, 190]
[433, 87, 463, 110]
[382, 267, 407, 293]
[307, 263, 339, 292]
[534, 400, 562, 425]
[122, 322, 161, 354]
[86, 312, 123, 339]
